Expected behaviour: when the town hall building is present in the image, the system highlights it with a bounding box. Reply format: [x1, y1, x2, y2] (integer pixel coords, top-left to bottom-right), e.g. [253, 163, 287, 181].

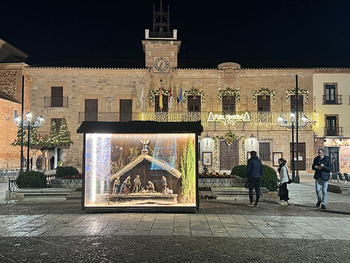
[1, 1, 350, 176]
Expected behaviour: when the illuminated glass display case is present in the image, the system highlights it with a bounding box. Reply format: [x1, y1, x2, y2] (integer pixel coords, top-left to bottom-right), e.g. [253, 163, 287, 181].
[77, 121, 203, 212]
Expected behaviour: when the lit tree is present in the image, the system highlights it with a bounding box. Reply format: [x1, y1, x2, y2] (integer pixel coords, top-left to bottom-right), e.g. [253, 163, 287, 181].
[180, 136, 196, 203]
[186, 136, 196, 203]
[42, 135, 50, 147]
[12, 125, 46, 148]
[29, 127, 38, 146]
[48, 120, 59, 147]
[30, 127, 46, 147]
[96, 136, 111, 193]
[111, 152, 125, 174]
[129, 145, 140, 163]
[11, 127, 26, 146]
[58, 118, 73, 147]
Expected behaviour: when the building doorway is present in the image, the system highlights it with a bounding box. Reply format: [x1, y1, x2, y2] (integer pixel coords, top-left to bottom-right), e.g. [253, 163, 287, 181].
[325, 147, 339, 173]
[290, 142, 306, 170]
[219, 140, 239, 170]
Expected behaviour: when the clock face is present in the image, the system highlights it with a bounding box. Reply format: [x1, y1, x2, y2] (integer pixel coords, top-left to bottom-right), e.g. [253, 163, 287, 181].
[154, 57, 169, 72]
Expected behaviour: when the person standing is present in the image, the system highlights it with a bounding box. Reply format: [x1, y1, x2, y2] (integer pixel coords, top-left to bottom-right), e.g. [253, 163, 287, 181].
[277, 158, 289, 205]
[246, 151, 263, 207]
[312, 148, 332, 209]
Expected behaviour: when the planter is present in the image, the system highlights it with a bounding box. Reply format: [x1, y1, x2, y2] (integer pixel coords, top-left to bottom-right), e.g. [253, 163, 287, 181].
[198, 175, 245, 188]
[211, 187, 269, 201]
[6, 188, 80, 202]
[50, 178, 82, 188]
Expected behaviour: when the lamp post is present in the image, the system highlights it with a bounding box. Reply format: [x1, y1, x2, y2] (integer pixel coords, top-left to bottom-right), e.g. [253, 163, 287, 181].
[14, 113, 44, 172]
[278, 113, 309, 183]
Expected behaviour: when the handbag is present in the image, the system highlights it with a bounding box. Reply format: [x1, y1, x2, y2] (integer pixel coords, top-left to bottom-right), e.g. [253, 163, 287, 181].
[278, 185, 284, 197]
[244, 180, 249, 188]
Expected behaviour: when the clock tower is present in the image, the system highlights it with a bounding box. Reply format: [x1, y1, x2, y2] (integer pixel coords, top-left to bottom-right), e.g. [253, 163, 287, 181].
[142, 0, 181, 73]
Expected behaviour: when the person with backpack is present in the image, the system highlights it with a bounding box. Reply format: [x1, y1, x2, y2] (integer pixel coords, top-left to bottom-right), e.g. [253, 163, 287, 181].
[277, 158, 290, 205]
[246, 151, 263, 207]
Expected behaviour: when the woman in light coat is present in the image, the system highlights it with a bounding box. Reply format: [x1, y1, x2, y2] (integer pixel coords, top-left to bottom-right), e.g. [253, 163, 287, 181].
[278, 158, 289, 205]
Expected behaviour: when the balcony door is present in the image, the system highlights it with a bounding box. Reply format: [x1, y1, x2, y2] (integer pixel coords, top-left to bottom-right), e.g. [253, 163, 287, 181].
[326, 116, 337, 136]
[291, 95, 304, 112]
[188, 96, 201, 112]
[325, 147, 339, 173]
[257, 95, 271, 122]
[257, 95, 270, 112]
[120, 99, 132, 122]
[85, 99, 98, 121]
[325, 84, 336, 104]
[51, 86, 63, 107]
[222, 96, 235, 114]
[155, 95, 168, 112]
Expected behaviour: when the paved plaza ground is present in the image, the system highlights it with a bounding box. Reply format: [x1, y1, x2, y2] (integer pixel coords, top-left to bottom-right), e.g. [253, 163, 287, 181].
[0, 174, 349, 262]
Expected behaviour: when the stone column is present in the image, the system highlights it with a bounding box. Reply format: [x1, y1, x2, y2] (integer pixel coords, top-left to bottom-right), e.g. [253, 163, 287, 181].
[32, 149, 37, 170]
[54, 147, 58, 169]
[43, 150, 48, 171]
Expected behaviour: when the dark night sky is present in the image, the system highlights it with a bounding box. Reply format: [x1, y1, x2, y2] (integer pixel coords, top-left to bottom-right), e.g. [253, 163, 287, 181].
[2, 0, 350, 68]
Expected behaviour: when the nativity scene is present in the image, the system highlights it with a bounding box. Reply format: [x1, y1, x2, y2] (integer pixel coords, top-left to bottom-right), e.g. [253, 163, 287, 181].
[83, 131, 197, 209]
[107, 138, 181, 205]
[78, 121, 202, 212]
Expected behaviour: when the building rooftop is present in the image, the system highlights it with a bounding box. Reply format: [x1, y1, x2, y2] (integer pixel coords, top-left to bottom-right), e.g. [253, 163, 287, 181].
[28, 58, 350, 70]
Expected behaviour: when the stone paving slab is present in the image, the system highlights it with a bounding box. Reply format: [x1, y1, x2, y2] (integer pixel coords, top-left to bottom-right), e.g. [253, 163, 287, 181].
[1, 213, 349, 240]
[1, 175, 350, 242]
[0, 235, 349, 263]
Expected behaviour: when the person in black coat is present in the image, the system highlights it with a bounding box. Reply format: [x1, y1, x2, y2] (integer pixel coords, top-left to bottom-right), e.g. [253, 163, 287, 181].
[246, 151, 263, 207]
[312, 148, 332, 209]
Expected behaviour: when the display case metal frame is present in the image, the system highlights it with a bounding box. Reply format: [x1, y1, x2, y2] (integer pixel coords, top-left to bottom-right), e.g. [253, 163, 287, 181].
[77, 121, 203, 213]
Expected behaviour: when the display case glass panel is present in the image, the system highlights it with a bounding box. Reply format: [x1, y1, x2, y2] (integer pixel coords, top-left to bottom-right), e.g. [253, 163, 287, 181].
[84, 133, 197, 209]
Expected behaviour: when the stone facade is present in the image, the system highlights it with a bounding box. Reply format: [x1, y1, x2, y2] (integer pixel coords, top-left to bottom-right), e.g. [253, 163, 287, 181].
[27, 63, 318, 173]
[2, 34, 350, 176]
[0, 98, 22, 168]
[313, 72, 350, 173]
[0, 63, 30, 169]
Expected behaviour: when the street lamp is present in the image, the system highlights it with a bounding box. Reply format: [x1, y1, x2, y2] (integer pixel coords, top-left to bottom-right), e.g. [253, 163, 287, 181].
[14, 113, 44, 172]
[278, 113, 309, 183]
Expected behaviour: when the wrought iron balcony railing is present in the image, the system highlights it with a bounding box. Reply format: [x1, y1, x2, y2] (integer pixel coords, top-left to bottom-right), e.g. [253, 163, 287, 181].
[79, 112, 131, 122]
[78, 111, 317, 127]
[44, 97, 69, 108]
[324, 127, 343, 137]
[149, 32, 174, 38]
[322, 95, 342, 105]
[78, 112, 204, 123]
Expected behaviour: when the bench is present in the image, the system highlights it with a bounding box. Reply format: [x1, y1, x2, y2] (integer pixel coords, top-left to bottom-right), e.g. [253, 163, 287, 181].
[211, 187, 269, 201]
[7, 188, 77, 202]
[330, 172, 350, 184]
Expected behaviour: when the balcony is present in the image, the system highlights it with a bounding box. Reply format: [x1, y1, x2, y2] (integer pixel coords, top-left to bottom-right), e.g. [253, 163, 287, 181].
[322, 95, 342, 105]
[78, 112, 205, 123]
[324, 127, 343, 137]
[149, 32, 174, 38]
[77, 111, 316, 127]
[44, 97, 69, 108]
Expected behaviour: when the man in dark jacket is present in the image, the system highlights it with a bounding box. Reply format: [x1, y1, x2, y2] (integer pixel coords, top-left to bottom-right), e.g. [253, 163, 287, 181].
[312, 148, 332, 209]
[247, 151, 263, 207]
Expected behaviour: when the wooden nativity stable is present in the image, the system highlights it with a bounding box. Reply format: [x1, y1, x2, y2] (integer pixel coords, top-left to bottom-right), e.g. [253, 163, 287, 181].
[77, 121, 203, 212]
